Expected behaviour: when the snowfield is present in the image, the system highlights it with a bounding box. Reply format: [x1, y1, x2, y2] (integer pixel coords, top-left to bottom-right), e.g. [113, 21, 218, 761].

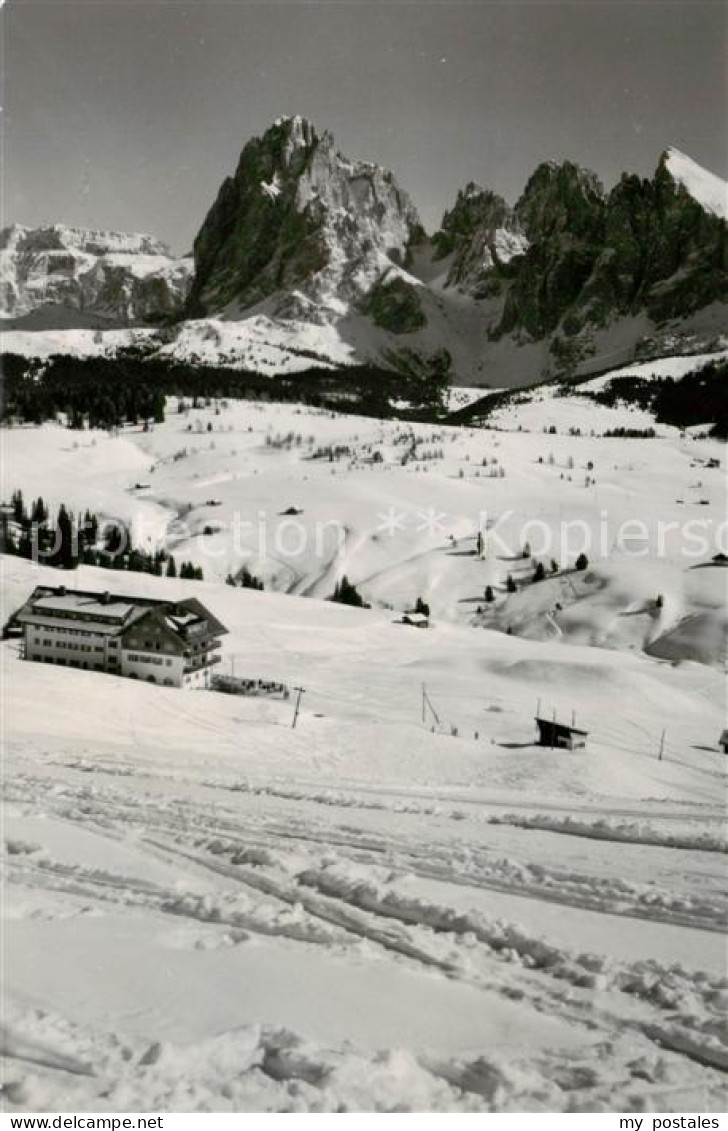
[4, 376, 726, 664]
[2, 382, 727, 1112]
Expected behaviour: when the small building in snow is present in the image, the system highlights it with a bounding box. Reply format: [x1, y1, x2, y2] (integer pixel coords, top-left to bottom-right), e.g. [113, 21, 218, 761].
[535, 716, 588, 750]
[399, 611, 429, 628]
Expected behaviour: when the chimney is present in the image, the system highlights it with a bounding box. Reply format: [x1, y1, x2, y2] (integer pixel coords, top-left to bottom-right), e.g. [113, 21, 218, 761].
[58, 585, 66, 597]
[101, 591, 111, 605]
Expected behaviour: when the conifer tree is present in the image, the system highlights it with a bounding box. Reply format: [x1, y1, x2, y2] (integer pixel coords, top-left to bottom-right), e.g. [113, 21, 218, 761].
[56, 505, 78, 570]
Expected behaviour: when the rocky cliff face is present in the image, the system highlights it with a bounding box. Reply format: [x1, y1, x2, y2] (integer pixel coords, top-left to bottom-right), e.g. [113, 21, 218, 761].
[188, 116, 426, 322]
[588, 150, 727, 323]
[0, 225, 193, 325]
[494, 161, 607, 342]
[436, 150, 726, 373]
[431, 184, 528, 296]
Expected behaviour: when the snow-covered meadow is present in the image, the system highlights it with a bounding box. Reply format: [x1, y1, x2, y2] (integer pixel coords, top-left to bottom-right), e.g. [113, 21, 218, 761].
[4, 373, 726, 662]
[2, 377, 727, 1111]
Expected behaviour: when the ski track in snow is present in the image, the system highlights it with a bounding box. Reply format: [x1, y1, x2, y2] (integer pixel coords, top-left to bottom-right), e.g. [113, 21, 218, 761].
[4, 735, 728, 1110]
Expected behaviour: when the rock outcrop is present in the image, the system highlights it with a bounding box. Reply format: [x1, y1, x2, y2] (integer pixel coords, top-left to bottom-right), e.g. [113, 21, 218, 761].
[188, 115, 426, 322]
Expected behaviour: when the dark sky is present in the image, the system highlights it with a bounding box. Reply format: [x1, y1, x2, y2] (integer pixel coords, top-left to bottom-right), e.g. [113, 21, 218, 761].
[3, 0, 726, 253]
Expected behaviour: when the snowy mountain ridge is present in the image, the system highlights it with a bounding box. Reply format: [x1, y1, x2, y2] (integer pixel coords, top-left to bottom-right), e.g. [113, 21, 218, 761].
[0, 223, 193, 325]
[2, 123, 726, 384]
[2, 224, 171, 257]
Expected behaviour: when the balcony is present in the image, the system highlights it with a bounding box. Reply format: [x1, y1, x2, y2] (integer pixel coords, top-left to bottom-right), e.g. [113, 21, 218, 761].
[183, 638, 222, 659]
[183, 653, 222, 675]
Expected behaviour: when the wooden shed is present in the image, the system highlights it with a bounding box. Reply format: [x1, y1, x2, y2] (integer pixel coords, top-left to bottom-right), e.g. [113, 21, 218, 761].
[535, 716, 588, 750]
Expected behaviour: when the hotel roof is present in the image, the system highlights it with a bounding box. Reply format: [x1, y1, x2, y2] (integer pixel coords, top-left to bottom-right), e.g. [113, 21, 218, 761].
[18, 612, 141, 636]
[14, 586, 228, 640]
[32, 593, 135, 620]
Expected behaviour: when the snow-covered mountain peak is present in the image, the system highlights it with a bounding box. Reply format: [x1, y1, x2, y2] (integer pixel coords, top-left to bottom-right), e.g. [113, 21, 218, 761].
[1, 223, 172, 259]
[663, 147, 728, 221]
[0, 224, 192, 324]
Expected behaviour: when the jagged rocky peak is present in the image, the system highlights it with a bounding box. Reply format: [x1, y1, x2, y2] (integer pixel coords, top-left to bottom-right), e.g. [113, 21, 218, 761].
[494, 148, 727, 366]
[432, 182, 528, 294]
[0, 223, 192, 324]
[595, 148, 728, 325]
[188, 115, 425, 317]
[434, 182, 514, 254]
[515, 160, 605, 241]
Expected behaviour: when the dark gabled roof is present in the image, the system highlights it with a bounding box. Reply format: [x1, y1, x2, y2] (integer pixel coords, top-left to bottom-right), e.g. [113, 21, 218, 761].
[535, 716, 589, 736]
[119, 606, 187, 651]
[172, 597, 228, 636]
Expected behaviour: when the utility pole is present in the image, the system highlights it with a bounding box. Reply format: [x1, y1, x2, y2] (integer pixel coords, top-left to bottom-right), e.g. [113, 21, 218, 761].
[291, 686, 305, 729]
[658, 728, 666, 761]
[421, 683, 441, 729]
